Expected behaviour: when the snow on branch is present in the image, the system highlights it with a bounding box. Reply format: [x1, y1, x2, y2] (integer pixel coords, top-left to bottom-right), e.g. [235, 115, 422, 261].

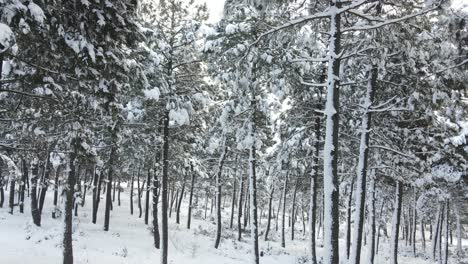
[369, 145, 415, 159]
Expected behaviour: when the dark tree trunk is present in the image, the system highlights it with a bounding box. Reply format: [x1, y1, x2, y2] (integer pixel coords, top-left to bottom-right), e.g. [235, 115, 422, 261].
[229, 176, 237, 229]
[390, 180, 403, 264]
[160, 110, 170, 264]
[432, 204, 442, 260]
[169, 188, 178, 218]
[8, 177, 15, 214]
[187, 163, 196, 229]
[145, 169, 151, 225]
[214, 143, 228, 249]
[52, 166, 61, 219]
[291, 178, 298, 241]
[369, 177, 376, 264]
[349, 66, 377, 264]
[264, 186, 274, 241]
[281, 170, 289, 248]
[31, 159, 41, 226]
[309, 101, 321, 264]
[153, 171, 160, 249]
[104, 129, 118, 230]
[74, 166, 81, 217]
[92, 170, 102, 224]
[237, 173, 244, 241]
[346, 178, 355, 259]
[38, 154, 52, 215]
[81, 168, 89, 207]
[130, 171, 134, 215]
[412, 189, 417, 256]
[421, 219, 426, 250]
[276, 186, 283, 232]
[248, 102, 260, 264]
[0, 168, 4, 208]
[137, 168, 143, 218]
[443, 200, 449, 264]
[63, 138, 78, 264]
[117, 178, 121, 206]
[19, 159, 28, 213]
[176, 171, 188, 225]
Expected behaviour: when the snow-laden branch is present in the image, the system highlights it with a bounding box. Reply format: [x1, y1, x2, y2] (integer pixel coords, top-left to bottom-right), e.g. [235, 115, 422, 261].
[369, 145, 414, 159]
[423, 58, 468, 79]
[0, 88, 59, 102]
[343, 4, 441, 32]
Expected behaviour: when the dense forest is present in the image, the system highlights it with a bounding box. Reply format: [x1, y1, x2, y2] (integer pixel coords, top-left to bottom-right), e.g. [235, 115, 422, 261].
[0, 0, 466, 264]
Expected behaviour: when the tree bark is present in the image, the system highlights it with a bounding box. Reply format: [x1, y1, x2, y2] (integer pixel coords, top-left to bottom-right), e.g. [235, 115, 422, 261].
[92, 169, 102, 224]
[30, 159, 41, 226]
[281, 170, 289, 248]
[349, 66, 377, 264]
[145, 169, 151, 225]
[291, 178, 298, 241]
[390, 180, 403, 264]
[160, 110, 170, 264]
[63, 138, 78, 264]
[237, 173, 244, 241]
[346, 178, 355, 259]
[153, 170, 160, 249]
[264, 186, 274, 241]
[130, 171, 134, 215]
[322, 2, 341, 263]
[52, 166, 61, 219]
[229, 176, 237, 229]
[176, 170, 188, 225]
[248, 105, 260, 264]
[214, 141, 227, 249]
[187, 162, 196, 229]
[19, 159, 28, 213]
[369, 175, 376, 264]
[443, 200, 449, 264]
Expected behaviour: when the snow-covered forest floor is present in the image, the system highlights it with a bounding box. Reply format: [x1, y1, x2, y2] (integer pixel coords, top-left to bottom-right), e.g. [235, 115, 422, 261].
[1, 188, 466, 264]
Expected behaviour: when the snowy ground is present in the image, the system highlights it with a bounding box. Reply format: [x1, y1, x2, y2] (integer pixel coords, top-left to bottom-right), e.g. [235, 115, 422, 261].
[0, 187, 465, 264]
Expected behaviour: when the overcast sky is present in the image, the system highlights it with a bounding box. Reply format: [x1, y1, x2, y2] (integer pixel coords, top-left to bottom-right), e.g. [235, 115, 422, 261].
[198, 0, 226, 22]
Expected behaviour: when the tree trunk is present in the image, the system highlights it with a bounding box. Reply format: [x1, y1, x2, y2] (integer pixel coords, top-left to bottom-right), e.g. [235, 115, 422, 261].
[187, 162, 196, 229]
[264, 186, 274, 241]
[130, 171, 134, 215]
[443, 200, 449, 264]
[160, 110, 170, 264]
[309, 102, 321, 264]
[432, 203, 442, 260]
[421, 219, 426, 251]
[390, 180, 403, 264]
[176, 171, 188, 225]
[137, 168, 143, 218]
[145, 169, 151, 225]
[230, 177, 237, 229]
[92, 169, 102, 224]
[52, 166, 61, 219]
[238, 173, 244, 241]
[412, 189, 417, 256]
[31, 159, 41, 226]
[214, 141, 227, 249]
[8, 176, 15, 214]
[291, 178, 298, 241]
[74, 166, 81, 217]
[456, 206, 462, 257]
[349, 66, 377, 264]
[104, 124, 118, 231]
[19, 159, 28, 213]
[153, 170, 160, 249]
[281, 170, 289, 248]
[63, 138, 78, 264]
[81, 168, 89, 207]
[369, 175, 376, 264]
[248, 108, 260, 264]
[346, 178, 355, 259]
[276, 186, 283, 232]
[0, 166, 4, 208]
[322, 2, 341, 263]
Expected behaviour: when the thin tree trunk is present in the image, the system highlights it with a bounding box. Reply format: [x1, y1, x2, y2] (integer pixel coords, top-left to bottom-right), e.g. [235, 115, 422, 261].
[104, 121, 119, 231]
[160, 110, 170, 264]
[230, 175, 237, 229]
[92, 169, 102, 224]
[309, 101, 321, 264]
[137, 168, 143, 218]
[276, 185, 283, 232]
[176, 171, 188, 225]
[248, 104, 260, 264]
[264, 186, 274, 241]
[443, 200, 449, 264]
[238, 173, 244, 241]
[349, 66, 377, 264]
[30, 159, 41, 226]
[390, 180, 403, 264]
[369, 175, 376, 264]
[187, 162, 196, 229]
[412, 189, 417, 256]
[145, 169, 151, 225]
[52, 166, 61, 219]
[432, 203, 442, 260]
[291, 178, 298, 241]
[117, 178, 121, 206]
[281, 170, 289, 248]
[153, 169, 160, 249]
[346, 178, 355, 259]
[130, 171, 134, 215]
[421, 219, 426, 251]
[214, 140, 227, 249]
[63, 138, 78, 264]
[19, 159, 28, 213]
[81, 168, 89, 207]
[456, 206, 462, 257]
